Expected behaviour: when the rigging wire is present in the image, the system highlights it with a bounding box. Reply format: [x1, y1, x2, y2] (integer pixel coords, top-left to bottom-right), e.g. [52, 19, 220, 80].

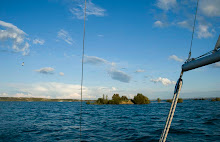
[187, 0, 199, 61]
[160, 1, 200, 141]
[80, 0, 87, 141]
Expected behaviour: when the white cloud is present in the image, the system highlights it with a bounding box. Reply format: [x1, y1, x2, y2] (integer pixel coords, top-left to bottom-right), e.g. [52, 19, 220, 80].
[154, 20, 166, 28]
[177, 20, 215, 39]
[177, 20, 192, 30]
[156, 0, 177, 11]
[200, 0, 220, 17]
[108, 69, 131, 83]
[98, 34, 104, 37]
[70, 0, 106, 19]
[197, 24, 214, 39]
[151, 77, 175, 86]
[57, 29, 73, 45]
[59, 72, 64, 76]
[154, 0, 218, 40]
[135, 69, 145, 73]
[35, 67, 55, 74]
[0, 20, 30, 55]
[112, 87, 117, 91]
[0, 92, 8, 97]
[212, 62, 220, 68]
[169, 55, 184, 62]
[33, 38, 45, 45]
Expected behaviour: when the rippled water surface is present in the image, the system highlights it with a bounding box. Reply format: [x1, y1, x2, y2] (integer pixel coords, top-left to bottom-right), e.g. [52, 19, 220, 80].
[0, 100, 220, 142]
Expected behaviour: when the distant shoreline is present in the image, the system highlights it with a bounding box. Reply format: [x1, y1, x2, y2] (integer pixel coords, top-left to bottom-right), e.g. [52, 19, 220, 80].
[0, 97, 94, 102]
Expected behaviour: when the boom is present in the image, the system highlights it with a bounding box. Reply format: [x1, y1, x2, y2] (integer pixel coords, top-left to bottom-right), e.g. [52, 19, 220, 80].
[182, 35, 220, 72]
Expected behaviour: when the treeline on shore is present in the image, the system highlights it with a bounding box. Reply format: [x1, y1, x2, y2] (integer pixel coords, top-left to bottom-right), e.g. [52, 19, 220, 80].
[0, 96, 219, 103]
[0, 97, 80, 102]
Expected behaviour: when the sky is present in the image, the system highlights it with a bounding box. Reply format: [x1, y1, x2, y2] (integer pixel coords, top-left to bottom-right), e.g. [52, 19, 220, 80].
[0, 0, 219, 100]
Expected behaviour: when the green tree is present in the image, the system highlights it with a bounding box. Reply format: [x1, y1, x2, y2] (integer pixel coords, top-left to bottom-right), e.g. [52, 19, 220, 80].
[112, 94, 121, 104]
[157, 98, 161, 103]
[96, 98, 104, 104]
[133, 93, 150, 104]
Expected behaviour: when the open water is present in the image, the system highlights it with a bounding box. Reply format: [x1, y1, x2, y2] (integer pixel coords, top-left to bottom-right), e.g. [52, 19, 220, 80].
[0, 100, 219, 142]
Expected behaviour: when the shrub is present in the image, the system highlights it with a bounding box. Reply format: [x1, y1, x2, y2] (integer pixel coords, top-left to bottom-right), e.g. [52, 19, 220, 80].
[133, 93, 150, 104]
[166, 98, 183, 103]
[107, 100, 115, 104]
[166, 99, 172, 103]
[95, 98, 105, 104]
[157, 98, 161, 103]
[86, 101, 90, 104]
[178, 98, 183, 103]
[211, 97, 220, 101]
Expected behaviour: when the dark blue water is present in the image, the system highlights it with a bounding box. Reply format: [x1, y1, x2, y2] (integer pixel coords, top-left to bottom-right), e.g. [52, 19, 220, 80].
[0, 100, 220, 142]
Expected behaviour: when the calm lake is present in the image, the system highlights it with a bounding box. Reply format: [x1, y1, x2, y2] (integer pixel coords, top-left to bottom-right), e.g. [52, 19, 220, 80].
[0, 100, 219, 142]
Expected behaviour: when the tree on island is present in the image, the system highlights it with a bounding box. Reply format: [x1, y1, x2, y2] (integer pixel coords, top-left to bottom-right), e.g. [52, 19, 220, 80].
[133, 93, 150, 104]
[112, 94, 121, 104]
[157, 98, 161, 103]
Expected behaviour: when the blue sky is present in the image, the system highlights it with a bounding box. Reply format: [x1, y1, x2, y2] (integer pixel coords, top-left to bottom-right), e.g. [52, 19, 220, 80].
[0, 0, 219, 99]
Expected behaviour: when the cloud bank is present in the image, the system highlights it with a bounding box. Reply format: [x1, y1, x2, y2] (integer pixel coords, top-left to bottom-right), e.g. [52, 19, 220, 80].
[0, 82, 120, 99]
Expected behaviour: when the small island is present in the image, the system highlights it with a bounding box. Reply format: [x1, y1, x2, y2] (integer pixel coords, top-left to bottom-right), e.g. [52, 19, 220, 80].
[211, 97, 220, 101]
[166, 98, 183, 103]
[87, 93, 150, 105]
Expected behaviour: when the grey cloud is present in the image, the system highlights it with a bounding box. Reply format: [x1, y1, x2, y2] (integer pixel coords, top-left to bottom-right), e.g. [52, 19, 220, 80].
[84, 55, 107, 65]
[108, 69, 131, 83]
